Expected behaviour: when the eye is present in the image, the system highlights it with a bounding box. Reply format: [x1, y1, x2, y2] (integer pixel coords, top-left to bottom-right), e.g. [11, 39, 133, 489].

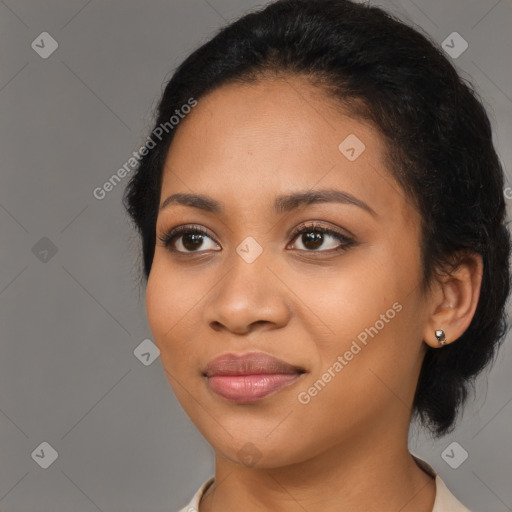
[288, 222, 354, 253]
[157, 224, 220, 253]
[157, 222, 355, 255]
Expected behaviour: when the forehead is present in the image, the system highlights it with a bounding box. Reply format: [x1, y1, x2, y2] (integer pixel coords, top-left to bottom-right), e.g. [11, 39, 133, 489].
[159, 77, 416, 224]
[168, 76, 380, 161]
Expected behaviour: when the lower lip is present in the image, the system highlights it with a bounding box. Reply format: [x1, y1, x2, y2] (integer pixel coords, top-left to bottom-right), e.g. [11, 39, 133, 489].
[206, 373, 302, 402]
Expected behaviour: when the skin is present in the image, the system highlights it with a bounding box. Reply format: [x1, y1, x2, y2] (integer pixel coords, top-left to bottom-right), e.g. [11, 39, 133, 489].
[145, 76, 483, 512]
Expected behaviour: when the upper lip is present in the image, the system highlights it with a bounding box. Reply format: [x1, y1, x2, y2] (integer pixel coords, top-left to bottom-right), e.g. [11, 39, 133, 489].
[203, 352, 305, 377]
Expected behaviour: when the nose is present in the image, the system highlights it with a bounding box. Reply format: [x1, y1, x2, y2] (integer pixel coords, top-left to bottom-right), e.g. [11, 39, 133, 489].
[202, 251, 291, 335]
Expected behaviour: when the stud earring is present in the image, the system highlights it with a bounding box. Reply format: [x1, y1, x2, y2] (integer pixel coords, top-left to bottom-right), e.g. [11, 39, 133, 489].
[435, 329, 447, 346]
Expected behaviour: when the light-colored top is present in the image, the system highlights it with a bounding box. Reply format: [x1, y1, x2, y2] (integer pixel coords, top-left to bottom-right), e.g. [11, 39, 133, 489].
[177, 455, 471, 512]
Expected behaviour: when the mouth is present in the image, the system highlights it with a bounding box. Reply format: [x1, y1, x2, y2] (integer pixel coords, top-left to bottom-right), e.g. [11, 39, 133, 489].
[203, 352, 306, 403]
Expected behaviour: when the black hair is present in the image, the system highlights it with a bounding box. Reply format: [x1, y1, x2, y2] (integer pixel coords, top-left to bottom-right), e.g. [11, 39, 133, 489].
[123, 0, 511, 437]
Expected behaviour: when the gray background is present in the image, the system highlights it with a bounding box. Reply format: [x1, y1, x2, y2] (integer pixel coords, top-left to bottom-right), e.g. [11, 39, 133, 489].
[0, 0, 511, 511]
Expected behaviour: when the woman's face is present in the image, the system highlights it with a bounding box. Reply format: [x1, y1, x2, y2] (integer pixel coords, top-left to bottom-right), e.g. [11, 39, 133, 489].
[146, 77, 432, 468]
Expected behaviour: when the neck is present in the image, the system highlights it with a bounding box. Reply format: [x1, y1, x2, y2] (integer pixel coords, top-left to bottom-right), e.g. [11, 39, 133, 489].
[199, 422, 436, 512]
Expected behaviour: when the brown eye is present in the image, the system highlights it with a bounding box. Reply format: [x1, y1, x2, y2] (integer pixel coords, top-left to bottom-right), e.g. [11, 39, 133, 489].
[158, 222, 354, 255]
[181, 232, 207, 251]
[158, 226, 220, 253]
[289, 223, 354, 252]
[300, 231, 324, 250]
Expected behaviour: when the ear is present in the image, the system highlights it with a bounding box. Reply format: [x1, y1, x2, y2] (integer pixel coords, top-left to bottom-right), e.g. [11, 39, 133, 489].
[423, 252, 483, 349]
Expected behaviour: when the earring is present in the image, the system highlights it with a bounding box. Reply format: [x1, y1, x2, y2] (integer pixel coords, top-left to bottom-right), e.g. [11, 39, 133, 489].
[435, 329, 447, 346]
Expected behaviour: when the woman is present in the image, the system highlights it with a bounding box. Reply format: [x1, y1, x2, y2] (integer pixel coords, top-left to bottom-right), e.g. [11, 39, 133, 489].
[123, 1, 510, 510]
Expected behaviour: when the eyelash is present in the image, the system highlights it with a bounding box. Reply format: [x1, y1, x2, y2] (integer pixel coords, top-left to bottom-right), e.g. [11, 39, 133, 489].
[157, 222, 355, 255]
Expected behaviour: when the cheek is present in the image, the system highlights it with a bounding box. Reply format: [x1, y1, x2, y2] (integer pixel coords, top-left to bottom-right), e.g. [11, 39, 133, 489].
[145, 258, 195, 359]
[292, 244, 422, 396]
[145, 256, 222, 378]
[145, 263, 170, 345]
[146, 256, 204, 338]
[291, 252, 404, 349]
[145, 261, 202, 403]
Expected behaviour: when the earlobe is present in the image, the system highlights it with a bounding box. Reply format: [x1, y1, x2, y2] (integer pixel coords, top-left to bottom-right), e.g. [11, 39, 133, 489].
[423, 252, 483, 349]
[424, 324, 451, 349]
[434, 329, 448, 346]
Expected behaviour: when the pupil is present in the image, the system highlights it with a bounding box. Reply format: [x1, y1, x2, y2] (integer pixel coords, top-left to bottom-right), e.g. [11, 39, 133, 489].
[183, 233, 203, 251]
[303, 231, 323, 249]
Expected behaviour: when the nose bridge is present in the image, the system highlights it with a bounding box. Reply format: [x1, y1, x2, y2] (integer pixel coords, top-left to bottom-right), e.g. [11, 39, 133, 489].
[224, 228, 271, 289]
[202, 239, 291, 333]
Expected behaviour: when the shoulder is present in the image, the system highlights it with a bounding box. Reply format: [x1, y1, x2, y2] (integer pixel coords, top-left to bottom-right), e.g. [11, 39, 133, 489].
[432, 475, 472, 512]
[176, 477, 214, 512]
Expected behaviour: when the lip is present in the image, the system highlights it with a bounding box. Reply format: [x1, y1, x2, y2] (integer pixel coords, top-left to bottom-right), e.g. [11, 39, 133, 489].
[203, 352, 305, 403]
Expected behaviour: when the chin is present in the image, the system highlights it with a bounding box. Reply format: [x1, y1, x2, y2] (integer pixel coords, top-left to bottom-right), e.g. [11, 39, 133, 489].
[200, 426, 312, 469]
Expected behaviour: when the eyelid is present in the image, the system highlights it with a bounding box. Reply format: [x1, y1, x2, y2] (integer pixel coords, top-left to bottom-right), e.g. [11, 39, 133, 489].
[287, 220, 355, 244]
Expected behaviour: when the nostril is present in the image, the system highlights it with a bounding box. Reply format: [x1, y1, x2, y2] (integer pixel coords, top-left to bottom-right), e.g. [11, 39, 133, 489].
[250, 320, 268, 327]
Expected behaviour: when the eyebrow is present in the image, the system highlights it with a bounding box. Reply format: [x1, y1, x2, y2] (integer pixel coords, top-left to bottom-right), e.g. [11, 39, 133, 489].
[159, 188, 377, 217]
